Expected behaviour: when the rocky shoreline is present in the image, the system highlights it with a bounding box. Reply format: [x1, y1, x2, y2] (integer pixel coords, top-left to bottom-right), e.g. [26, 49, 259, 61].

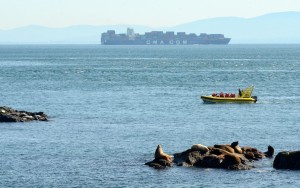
[0, 106, 48, 122]
[146, 142, 300, 170]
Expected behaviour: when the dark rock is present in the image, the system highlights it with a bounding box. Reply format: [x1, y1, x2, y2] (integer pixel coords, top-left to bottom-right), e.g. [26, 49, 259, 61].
[0, 106, 48, 122]
[174, 149, 204, 166]
[173, 149, 191, 165]
[195, 154, 222, 168]
[145, 158, 172, 169]
[0, 114, 20, 122]
[187, 151, 203, 165]
[273, 151, 300, 170]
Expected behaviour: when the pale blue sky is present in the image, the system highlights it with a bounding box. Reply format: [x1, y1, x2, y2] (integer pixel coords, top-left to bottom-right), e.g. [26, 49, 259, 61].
[0, 0, 300, 29]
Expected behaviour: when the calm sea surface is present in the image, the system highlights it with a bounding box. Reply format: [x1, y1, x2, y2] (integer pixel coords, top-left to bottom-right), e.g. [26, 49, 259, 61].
[0, 45, 299, 187]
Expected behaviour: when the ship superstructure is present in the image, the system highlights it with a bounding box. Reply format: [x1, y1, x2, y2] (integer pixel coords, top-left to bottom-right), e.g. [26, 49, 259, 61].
[101, 28, 231, 45]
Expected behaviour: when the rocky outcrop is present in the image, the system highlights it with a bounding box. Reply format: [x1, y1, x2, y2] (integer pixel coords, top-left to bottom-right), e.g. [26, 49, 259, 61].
[146, 141, 273, 170]
[0, 106, 48, 122]
[273, 151, 300, 170]
[145, 145, 173, 169]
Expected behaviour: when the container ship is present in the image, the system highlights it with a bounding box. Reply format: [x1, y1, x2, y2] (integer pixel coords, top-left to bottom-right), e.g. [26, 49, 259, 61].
[101, 28, 231, 45]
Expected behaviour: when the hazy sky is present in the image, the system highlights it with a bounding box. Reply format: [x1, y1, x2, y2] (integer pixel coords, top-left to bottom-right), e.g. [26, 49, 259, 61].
[1, 0, 300, 29]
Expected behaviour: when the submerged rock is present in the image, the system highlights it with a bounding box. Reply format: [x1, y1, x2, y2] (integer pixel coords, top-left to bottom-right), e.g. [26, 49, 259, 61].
[0, 106, 48, 122]
[273, 151, 300, 170]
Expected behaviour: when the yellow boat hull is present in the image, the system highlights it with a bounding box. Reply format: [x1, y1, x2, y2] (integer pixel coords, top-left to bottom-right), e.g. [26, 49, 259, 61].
[201, 95, 257, 103]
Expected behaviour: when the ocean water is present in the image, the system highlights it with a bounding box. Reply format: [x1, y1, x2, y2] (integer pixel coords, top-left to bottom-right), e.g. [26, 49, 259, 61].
[0, 44, 299, 187]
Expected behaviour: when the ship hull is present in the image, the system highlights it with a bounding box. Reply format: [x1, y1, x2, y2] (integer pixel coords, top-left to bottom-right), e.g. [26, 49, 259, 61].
[102, 38, 231, 45]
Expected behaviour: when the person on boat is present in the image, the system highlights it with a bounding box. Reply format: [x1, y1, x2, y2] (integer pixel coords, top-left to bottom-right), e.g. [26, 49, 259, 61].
[238, 89, 242, 97]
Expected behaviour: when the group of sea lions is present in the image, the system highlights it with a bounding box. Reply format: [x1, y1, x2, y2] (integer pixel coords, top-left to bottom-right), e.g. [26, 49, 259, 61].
[145, 141, 274, 170]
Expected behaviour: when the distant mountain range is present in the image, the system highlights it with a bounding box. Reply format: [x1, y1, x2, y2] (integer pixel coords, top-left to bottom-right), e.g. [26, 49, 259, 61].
[0, 11, 299, 44]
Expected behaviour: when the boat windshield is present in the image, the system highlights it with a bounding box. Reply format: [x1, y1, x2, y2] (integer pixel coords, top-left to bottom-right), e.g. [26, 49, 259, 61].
[240, 86, 254, 98]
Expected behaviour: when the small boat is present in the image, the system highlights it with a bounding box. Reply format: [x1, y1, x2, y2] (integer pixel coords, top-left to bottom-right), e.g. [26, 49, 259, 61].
[201, 86, 257, 103]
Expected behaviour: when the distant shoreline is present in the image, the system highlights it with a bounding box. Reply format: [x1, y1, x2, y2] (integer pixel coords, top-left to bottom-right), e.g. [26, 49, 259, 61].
[0, 12, 299, 44]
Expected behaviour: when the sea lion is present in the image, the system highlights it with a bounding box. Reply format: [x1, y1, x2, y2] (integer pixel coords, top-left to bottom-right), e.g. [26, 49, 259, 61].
[244, 150, 255, 161]
[191, 144, 209, 154]
[210, 148, 231, 156]
[254, 152, 265, 159]
[210, 148, 248, 163]
[145, 145, 173, 169]
[199, 154, 222, 168]
[222, 153, 242, 167]
[154, 145, 172, 163]
[241, 146, 258, 153]
[242, 146, 265, 159]
[264, 145, 275, 158]
[230, 141, 243, 154]
[207, 146, 214, 151]
[214, 144, 235, 153]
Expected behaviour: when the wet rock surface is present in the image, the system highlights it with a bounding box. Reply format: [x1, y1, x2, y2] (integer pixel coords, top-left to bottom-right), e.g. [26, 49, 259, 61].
[273, 151, 300, 170]
[0, 106, 48, 122]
